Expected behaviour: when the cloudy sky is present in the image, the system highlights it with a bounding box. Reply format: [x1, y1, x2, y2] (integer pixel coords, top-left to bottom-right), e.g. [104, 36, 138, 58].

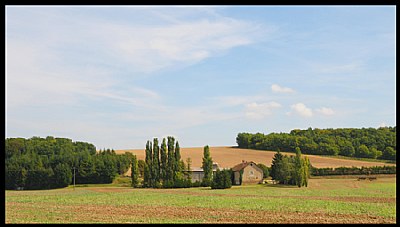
[5, 6, 396, 150]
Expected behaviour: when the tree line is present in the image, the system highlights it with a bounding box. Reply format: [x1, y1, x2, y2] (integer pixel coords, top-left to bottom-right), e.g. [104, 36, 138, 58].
[236, 127, 396, 161]
[5, 136, 133, 190]
[311, 165, 396, 176]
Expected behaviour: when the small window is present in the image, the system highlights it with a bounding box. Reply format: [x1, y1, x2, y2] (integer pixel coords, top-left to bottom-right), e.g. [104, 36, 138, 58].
[249, 170, 254, 175]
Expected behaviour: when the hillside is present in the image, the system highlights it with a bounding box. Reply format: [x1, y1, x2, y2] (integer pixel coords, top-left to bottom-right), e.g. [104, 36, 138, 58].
[116, 146, 396, 170]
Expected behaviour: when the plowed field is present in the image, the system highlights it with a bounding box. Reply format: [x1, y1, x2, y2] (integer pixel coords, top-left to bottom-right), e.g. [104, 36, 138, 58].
[6, 177, 396, 224]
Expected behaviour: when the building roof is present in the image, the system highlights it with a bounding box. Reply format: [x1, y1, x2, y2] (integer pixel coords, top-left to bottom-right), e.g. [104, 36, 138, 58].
[231, 161, 261, 172]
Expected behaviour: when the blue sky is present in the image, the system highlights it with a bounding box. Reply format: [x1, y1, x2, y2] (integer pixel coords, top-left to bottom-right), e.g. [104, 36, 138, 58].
[6, 6, 396, 150]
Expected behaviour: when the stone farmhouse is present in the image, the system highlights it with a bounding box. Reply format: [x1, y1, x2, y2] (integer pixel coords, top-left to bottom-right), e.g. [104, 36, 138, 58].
[231, 160, 264, 185]
[188, 160, 263, 185]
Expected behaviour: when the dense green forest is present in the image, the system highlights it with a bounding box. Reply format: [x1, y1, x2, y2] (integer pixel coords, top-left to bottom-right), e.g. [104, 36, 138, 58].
[236, 127, 396, 161]
[5, 136, 133, 190]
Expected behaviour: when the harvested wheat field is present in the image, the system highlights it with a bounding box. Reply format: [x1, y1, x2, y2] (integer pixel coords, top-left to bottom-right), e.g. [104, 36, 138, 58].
[116, 146, 395, 171]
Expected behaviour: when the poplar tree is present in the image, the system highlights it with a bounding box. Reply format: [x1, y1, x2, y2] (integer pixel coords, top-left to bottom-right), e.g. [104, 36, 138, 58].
[152, 138, 160, 187]
[294, 147, 303, 187]
[202, 145, 213, 187]
[302, 157, 310, 187]
[174, 141, 183, 175]
[166, 136, 175, 187]
[143, 140, 153, 188]
[131, 155, 139, 188]
[160, 138, 167, 184]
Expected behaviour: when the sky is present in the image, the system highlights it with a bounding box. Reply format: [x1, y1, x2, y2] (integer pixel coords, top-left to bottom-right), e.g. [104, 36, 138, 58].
[5, 6, 396, 150]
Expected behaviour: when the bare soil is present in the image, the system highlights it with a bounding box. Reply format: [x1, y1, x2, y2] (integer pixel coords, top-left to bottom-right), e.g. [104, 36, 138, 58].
[6, 201, 395, 223]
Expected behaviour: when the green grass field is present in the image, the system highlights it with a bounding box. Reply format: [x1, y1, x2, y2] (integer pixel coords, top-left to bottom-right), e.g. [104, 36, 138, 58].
[5, 176, 396, 223]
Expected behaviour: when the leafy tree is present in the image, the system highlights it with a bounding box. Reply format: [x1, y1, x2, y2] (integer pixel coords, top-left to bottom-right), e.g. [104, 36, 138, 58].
[152, 138, 160, 187]
[294, 147, 303, 187]
[53, 163, 72, 188]
[131, 155, 139, 188]
[201, 145, 213, 187]
[143, 140, 153, 188]
[211, 169, 232, 189]
[256, 163, 269, 178]
[382, 147, 396, 160]
[137, 159, 145, 178]
[160, 138, 167, 184]
[166, 136, 175, 187]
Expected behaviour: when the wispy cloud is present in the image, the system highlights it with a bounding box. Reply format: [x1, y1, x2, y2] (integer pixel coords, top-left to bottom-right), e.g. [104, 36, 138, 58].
[245, 101, 282, 120]
[316, 107, 335, 116]
[271, 84, 295, 93]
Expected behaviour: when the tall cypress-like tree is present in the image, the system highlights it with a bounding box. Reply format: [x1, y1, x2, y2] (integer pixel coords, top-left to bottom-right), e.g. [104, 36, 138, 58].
[143, 140, 153, 188]
[174, 141, 182, 176]
[202, 145, 213, 187]
[160, 138, 167, 184]
[131, 155, 139, 188]
[294, 147, 303, 187]
[152, 138, 160, 187]
[166, 136, 175, 187]
[302, 157, 310, 187]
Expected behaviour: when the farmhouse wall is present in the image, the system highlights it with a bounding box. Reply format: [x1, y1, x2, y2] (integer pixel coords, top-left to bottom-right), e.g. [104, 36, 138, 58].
[241, 163, 263, 184]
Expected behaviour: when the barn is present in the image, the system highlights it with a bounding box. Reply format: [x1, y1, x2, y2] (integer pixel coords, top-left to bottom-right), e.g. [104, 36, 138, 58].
[231, 160, 263, 185]
[189, 162, 222, 183]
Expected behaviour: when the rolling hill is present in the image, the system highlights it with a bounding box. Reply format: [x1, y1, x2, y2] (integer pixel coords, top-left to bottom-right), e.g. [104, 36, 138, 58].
[116, 146, 396, 169]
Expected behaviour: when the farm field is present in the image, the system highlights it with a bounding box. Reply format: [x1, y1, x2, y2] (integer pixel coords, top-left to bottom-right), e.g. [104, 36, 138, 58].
[116, 146, 396, 175]
[5, 176, 396, 223]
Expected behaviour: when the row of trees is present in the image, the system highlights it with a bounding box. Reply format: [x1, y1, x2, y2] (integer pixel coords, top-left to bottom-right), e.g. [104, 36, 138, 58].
[132, 137, 192, 188]
[131, 141, 228, 189]
[270, 148, 310, 187]
[311, 165, 396, 176]
[5, 137, 132, 190]
[236, 127, 396, 160]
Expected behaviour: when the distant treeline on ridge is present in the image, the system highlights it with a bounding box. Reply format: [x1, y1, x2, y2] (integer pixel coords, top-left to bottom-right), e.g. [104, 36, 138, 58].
[236, 127, 396, 161]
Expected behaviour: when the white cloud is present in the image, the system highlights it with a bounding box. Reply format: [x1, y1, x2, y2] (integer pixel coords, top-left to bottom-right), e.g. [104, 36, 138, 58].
[316, 107, 335, 116]
[271, 84, 295, 93]
[245, 101, 282, 120]
[289, 103, 313, 118]
[108, 18, 261, 73]
[378, 122, 387, 128]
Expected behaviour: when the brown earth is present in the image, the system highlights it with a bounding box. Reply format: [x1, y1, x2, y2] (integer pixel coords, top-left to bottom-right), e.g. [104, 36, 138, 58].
[6, 201, 395, 224]
[116, 146, 395, 175]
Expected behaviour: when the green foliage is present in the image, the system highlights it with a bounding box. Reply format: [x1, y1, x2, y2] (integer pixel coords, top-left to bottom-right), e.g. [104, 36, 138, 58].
[152, 138, 160, 187]
[141, 136, 188, 188]
[311, 165, 396, 176]
[166, 136, 175, 186]
[256, 163, 269, 178]
[5, 137, 130, 190]
[160, 138, 167, 184]
[201, 145, 213, 187]
[211, 169, 232, 189]
[270, 149, 310, 187]
[236, 127, 396, 160]
[131, 155, 139, 188]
